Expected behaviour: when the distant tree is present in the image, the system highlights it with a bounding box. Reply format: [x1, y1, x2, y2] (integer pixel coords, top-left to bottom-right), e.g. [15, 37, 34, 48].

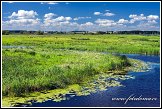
[20, 31, 24, 34]
[35, 30, 44, 35]
[2, 30, 10, 35]
[22, 31, 28, 34]
[96, 31, 106, 34]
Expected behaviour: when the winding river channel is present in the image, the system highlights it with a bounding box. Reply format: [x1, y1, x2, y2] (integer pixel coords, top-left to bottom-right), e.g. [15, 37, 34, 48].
[27, 54, 160, 107]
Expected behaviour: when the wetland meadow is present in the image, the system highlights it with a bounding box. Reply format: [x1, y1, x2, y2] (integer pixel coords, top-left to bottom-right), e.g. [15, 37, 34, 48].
[2, 1, 160, 107]
[2, 34, 160, 107]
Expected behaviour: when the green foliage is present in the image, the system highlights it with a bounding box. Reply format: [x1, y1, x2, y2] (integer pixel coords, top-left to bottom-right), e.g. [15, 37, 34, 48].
[35, 31, 44, 35]
[2, 30, 10, 35]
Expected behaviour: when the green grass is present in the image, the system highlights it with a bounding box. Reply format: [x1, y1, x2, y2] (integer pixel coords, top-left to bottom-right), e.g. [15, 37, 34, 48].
[2, 34, 160, 97]
[2, 34, 160, 55]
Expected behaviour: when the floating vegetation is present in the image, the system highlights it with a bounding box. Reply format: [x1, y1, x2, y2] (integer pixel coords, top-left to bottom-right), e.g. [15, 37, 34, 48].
[2, 73, 135, 107]
[127, 59, 151, 72]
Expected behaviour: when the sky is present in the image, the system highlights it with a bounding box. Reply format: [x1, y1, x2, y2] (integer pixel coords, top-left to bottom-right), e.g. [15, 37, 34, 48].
[2, 1, 160, 31]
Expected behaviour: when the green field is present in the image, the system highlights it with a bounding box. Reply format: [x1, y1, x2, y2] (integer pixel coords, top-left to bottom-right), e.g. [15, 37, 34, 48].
[2, 34, 160, 97]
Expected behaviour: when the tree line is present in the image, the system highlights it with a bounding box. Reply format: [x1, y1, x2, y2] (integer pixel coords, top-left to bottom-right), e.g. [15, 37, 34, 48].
[2, 30, 160, 35]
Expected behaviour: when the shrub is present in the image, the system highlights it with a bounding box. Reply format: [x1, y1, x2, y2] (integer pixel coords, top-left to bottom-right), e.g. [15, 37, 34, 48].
[28, 51, 36, 55]
[2, 30, 10, 35]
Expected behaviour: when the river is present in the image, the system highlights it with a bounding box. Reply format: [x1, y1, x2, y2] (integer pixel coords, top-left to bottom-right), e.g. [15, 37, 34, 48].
[28, 54, 160, 107]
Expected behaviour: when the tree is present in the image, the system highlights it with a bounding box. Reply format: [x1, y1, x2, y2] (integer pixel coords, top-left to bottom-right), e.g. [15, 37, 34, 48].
[2, 30, 10, 35]
[35, 30, 44, 35]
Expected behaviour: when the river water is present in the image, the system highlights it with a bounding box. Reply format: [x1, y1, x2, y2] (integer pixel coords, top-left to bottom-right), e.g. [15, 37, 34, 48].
[29, 54, 160, 107]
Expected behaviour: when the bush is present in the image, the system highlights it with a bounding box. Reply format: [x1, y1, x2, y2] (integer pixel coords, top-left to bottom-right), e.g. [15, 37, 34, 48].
[28, 51, 36, 55]
[2, 30, 10, 35]
[35, 31, 44, 35]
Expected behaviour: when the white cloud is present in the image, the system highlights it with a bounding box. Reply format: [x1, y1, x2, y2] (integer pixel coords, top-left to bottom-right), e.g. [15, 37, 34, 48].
[95, 19, 117, 27]
[3, 10, 41, 30]
[2, 10, 160, 31]
[73, 17, 91, 21]
[43, 16, 72, 27]
[59, 21, 70, 25]
[129, 14, 137, 18]
[147, 15, 159, 20]
[129, 14, 159, 24]
[44, 13, 57, 19]
[94, 11, 115, 17]
[73, 18, 78, 21]
[79, 22, 95, 31]
[81, 22, 94, 26]
[54, 16, 72, 21]
[4, 19, 40, 25]
[127, 14, 159, 30]
[104, 12, 115, 16]
[118, 19, 129, 24]
[94, 12, 102, 15]
[137, 20, 158, 30]
[129, 14, 146, 23]
[9, 10, 38, 19]
[95, 19, 112, 24]
[148, 20, 158, 24]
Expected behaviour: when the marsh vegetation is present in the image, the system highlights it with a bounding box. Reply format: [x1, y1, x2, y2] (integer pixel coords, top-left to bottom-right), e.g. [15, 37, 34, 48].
[2, 34, 159, 101]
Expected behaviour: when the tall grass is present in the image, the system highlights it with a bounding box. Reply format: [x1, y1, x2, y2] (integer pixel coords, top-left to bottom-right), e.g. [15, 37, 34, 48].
[2, 48, 130, 96]
[2, 34, 160, 55]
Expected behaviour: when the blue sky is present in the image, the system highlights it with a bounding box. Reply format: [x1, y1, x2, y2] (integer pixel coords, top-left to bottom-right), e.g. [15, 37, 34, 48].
[2, 2, 160, 31]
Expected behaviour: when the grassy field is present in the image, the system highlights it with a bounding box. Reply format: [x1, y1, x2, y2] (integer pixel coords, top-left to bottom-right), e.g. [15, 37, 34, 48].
[2, 34, 160, 55]
[2, 34, 160, 97]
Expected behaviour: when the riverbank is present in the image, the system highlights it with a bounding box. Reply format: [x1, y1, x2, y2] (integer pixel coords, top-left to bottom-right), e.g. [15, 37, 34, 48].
[2, 58, 150, 107]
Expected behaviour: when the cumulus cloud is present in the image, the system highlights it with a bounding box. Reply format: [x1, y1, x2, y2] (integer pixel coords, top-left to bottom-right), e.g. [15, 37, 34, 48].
[95, 19, 117, 27]
[129, 14, 146, 23]
[137, 20, 158, 30]
[3, 10, 41, 30]
[147, 20, 158, 24]
[43, 16, 72, 27]
[44, 13, 57, 19]
[147, 15, 159, 20]
[103, 12, 115, 16]
[54, 16, 72, 21]
[94, 12, 102, 15]
[4, 19, 40, 26]
[2, 10, 160, 31]
[117, 19, 129, 24]
[73, 17, 91, 21]
[129, 14, 159, 24]
[8, 10, 38, 19]
[81, 22, 94, 26]
[129, 14, 137, 18]
[94, 11, 115, 17]
[128, 14, 159, 30]
[79, 22, 95, 31]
